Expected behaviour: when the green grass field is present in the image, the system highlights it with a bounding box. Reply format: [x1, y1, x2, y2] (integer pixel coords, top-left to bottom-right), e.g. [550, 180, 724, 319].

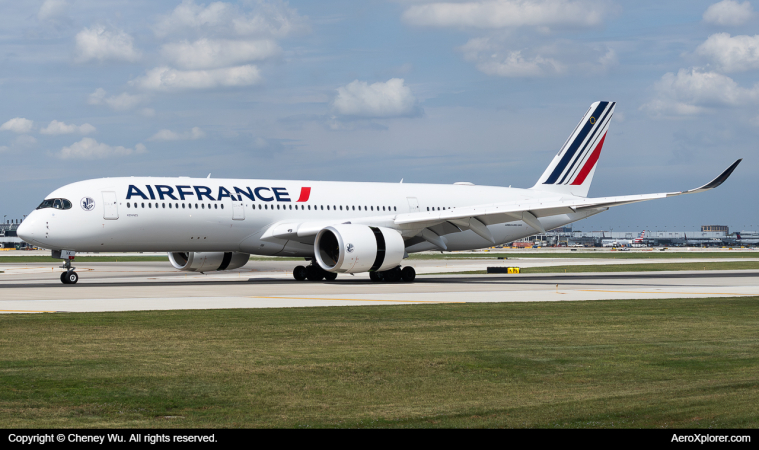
[407, 251, 759, 260]
[1, 299, 757, 428]
[427, 261, 759, 275]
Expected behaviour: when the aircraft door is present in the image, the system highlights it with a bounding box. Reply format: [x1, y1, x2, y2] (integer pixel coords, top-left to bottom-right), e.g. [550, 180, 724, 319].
[232, 201, 245, 220]
[407, 197, 419, 213]
[102, 191, 119, 220]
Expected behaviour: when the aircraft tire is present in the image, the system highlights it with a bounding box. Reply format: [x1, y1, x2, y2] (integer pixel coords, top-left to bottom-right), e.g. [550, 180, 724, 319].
[324, 272, 338, 281]
[382, 267, 401, 282]
[306, 265, 324, 281]
[401, 266, 416, 282]
[63, 271, 78, 285]
[293, 266, 307, 281]
[369, 271, 382, 282]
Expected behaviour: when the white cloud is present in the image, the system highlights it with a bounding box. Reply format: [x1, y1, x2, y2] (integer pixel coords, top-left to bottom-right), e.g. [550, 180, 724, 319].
[161, 38, 280, 70]
[40, 120, 96, 135]
[402, 0, 609, 29]
[459, 38, 564, 76]
[154, 0, 308, 38]
[130, 65, 261, 91]
[148, 127, 205, 141]
[15, 135, 37, 147]
[75, 25, 141, 63]
[458, 37, 615, 77]
[641, 68, 759, 115]
[38, 0, 68, 21]
[87, 88, 147, 111]
[696, 33, 759, 73]
[58, 138, 146, 159]
[333, 78, 422, 118]
[0, 118, 34, 133]
[703, 0, 754, 26]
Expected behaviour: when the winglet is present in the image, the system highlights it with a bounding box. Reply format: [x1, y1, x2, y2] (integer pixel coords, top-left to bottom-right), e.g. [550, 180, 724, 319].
[675, 159, 742, 196]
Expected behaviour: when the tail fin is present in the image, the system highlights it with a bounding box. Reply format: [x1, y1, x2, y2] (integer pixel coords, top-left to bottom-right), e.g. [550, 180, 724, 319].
[532, 101, 616, 197]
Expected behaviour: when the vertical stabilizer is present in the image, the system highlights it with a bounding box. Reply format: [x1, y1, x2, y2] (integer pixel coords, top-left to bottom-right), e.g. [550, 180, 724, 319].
[532, 101, 615, 197]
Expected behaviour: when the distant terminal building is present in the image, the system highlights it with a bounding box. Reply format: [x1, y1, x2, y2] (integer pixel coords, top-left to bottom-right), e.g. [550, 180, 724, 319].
[702, 225, 729, 233]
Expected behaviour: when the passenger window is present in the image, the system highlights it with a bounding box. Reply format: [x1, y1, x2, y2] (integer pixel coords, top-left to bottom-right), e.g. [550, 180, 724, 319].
[162, 203, 165, 208]
[382, 206, 385, 211]
[327, 205, 330, 210]
[394, 206, 396, 211]
[182, 203, 185, 209]
[221, 204, 224, 209]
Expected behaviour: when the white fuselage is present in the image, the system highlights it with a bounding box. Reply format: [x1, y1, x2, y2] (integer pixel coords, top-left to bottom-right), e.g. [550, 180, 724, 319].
[19, 177, 601, 255]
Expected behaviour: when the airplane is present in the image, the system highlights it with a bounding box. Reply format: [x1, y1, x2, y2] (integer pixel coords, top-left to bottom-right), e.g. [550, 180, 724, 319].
[735, 232, 759, 246]
[602, 230, 648, 247]
[17, 101, 742, 284]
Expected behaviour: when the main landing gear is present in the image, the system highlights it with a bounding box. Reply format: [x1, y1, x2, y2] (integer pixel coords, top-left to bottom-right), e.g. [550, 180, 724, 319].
[369, 266, 415, 283]
[59, 258, 78, 285]
[292, 264, 416, 283]
[293, 264, 337, 282]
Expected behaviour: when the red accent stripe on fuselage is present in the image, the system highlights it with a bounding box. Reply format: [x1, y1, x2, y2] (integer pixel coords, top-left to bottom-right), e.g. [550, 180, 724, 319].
[296, 187, 311, 202]
[570, 133, 606, 186]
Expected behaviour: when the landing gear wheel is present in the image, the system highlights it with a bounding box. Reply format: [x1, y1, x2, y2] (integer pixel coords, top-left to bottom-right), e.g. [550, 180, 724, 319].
[306, 265, 324, 281]
[401, 266, 416, 282]
[324, 272, 338, 281]
[293, 266, 307, 281]
[382, 267, 401, 282]
[369, 271, 382, 282]
[61, 271, 78, 285]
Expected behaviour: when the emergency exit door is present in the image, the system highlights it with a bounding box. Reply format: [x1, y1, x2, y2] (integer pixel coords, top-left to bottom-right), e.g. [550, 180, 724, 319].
[407, 197, 420, 213]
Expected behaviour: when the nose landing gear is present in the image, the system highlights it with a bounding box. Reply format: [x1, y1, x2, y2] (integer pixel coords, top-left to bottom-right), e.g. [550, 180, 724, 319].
[59, 258, 78, 285]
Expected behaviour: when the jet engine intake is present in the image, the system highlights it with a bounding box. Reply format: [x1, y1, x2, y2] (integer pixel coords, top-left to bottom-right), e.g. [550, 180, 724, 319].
[314, 224, 405, 273]
[168, 252, 250, 272]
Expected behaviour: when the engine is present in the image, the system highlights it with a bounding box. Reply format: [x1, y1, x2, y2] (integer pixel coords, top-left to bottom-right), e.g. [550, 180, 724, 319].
[168, 252, 250, 272]
[314, 224, 405, 273]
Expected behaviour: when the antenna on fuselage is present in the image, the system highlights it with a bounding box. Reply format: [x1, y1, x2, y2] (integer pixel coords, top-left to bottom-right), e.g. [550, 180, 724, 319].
[400, 178, 403, 183]
[207, 173, 211, 178]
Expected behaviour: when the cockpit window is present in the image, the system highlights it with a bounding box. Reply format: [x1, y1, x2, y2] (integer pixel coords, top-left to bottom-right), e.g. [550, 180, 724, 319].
[36, 198, 72, 210]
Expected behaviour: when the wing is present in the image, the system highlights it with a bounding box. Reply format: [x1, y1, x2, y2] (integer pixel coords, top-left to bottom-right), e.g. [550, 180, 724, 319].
[394, 159, 742, 244]
[261, 159, 741, 247]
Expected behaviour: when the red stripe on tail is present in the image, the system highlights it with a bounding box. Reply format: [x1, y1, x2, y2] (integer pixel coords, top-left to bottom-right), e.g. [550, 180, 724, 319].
[571, 133, 606, 186]
[296, 187, 311, 202]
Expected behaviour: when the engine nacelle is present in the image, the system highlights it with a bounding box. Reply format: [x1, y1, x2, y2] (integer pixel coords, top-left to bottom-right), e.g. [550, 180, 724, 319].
[168, 252, 250, 272]
[314, 224, 405, 273]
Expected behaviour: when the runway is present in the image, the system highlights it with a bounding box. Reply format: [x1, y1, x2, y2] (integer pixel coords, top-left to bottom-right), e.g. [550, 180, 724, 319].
[1, 258, 758, 313]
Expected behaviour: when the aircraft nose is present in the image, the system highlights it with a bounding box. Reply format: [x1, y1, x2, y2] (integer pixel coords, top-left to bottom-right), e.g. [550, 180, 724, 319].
[17, 215, 40, 245]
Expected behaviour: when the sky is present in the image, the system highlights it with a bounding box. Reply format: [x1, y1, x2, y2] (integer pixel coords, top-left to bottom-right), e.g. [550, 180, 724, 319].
[0, 0, 757, 232]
